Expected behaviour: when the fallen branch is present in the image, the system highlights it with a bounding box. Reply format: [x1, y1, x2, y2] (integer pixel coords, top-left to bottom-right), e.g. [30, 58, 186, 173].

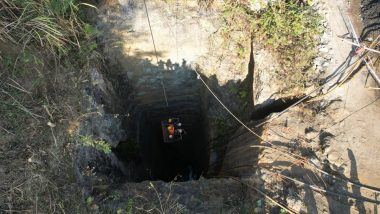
[0, 89, 44, 120]
[364, 58, 380, 87]
[0, 125, 15, 135]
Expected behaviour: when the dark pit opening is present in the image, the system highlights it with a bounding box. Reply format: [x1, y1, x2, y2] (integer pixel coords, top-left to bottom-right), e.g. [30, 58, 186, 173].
[251, 97, 302, 120]
[112, 65, 210, 182]
[138, 108, 208, 182]
[114, 103, 209, 183]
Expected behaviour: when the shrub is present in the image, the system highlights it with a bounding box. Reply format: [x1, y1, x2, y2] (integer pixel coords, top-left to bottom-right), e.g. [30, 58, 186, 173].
[257, 1, 321, 48]
[221, 0, 323, 93]
[257, 1, 322, 92]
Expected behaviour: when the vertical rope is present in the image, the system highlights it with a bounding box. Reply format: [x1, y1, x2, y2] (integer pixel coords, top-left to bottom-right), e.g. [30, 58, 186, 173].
[176, 0, 179, 63]
[143, 0, 169, 107]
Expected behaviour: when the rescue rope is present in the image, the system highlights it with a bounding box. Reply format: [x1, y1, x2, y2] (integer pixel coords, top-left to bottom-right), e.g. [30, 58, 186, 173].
[346, 15, 380, 86]
[143, 0, 169, 107]
[220, 167, 380, 204]
[249, 145, 380, 194]
[142, 0, 380, 203]
[194, 69, 380, 195]
[176, 0, 179, 62]
[194, 70, 263, 140]
[271, 170, 380, 204]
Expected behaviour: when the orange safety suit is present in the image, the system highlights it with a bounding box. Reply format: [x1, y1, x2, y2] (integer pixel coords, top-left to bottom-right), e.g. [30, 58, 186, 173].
[167, 124, 175, 135]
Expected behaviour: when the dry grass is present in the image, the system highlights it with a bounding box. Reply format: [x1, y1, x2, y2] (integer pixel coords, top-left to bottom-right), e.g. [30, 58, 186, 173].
[0, 1, 99, 212]
[0, 40, 87, 212]
[0, 0, 95, 55]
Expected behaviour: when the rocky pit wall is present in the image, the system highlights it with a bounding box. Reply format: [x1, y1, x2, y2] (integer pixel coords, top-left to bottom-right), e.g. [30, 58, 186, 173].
[72, 0, 380, 213]
[73, 0, 259, 212]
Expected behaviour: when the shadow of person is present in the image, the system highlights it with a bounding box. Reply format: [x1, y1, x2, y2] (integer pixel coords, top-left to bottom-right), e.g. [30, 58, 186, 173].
[158, 60, 165, 70]
[348, 148, 366, 213]
[173, 63, 179, 71]
[300, 171, 319, 214]
[181, 58, 187, 68]
[360, 23, 380, 40]
[375, 193, 379, 214]
[322, 160, 351, 214]
[166, 59, 173, 71]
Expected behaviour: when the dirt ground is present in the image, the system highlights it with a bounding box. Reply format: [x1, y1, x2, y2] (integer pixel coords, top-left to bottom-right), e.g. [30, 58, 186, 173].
[320, 0, 380, 188]
[256, 0, 380, 213]
[99, 0, 250, 85]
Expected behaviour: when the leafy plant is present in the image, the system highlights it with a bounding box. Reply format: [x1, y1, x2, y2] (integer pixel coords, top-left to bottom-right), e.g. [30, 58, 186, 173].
[79, 135, 112, 154]
[86, 196, 94, 206]
[258, 1, 322, 92]
[114, 198, 133, 214]
[239, 90, 248, 100]
[126, 198, 133, 214]
[110, 191, 123, 201]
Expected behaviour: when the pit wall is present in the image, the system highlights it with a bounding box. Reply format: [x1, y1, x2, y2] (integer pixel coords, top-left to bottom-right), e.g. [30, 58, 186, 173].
[75, 0, 288, 208]
[75, 63, 130, 196]
[94, 0, 256, 178]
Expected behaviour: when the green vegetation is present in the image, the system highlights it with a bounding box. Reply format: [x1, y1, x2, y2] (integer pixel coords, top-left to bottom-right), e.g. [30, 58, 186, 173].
[211, 117, 237, 148]
[214, 118, 229, 135]
[0, 0, 96, 55]
[114, 198, 133, 214]
[222, 0, 323, 93]
[79, 135, 112, 154]
[0, 49, 47, 138]
[126, 198, 134, 214]
[0, 0, 101, 212]
[86, 196, 94, 206]
[256, 1, 321, 48]
[110, 191, 123, 201]
[227, 84, 249, 109]
[258, 0, 322, 92]
[0, 0, 98, 138]
[221, 3, 253, 56]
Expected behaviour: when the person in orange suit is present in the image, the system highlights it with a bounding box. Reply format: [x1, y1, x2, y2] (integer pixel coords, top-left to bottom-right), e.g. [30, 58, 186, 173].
[167, 123, 175, 139]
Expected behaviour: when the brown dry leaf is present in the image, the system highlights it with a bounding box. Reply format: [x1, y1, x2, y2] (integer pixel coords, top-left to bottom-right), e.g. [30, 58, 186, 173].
[67, 120, 80, 136]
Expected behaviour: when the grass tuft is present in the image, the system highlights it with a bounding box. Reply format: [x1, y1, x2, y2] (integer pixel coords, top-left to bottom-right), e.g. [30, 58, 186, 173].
[0, 0, 96, 55]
